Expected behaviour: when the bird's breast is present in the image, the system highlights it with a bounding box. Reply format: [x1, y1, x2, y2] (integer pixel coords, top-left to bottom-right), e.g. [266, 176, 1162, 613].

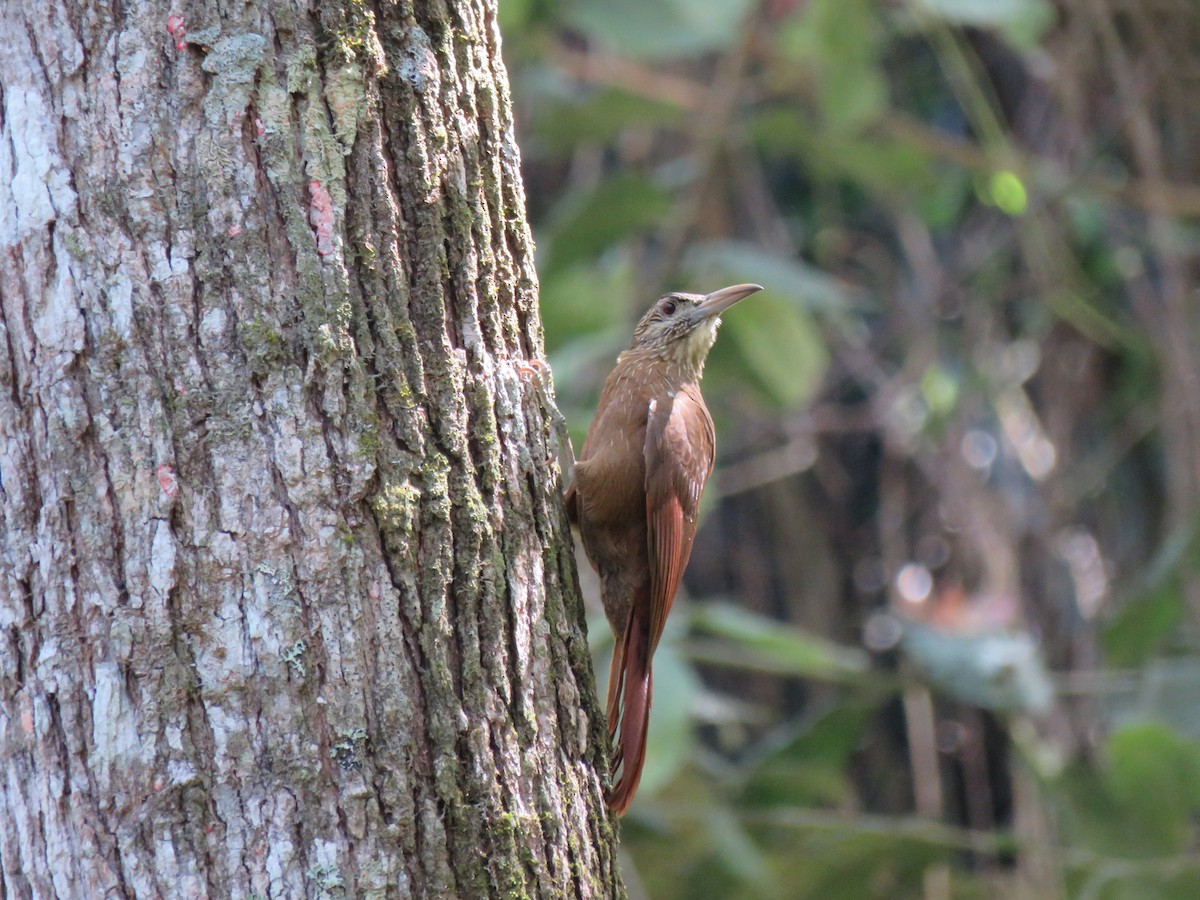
[574, 362, 664, 530]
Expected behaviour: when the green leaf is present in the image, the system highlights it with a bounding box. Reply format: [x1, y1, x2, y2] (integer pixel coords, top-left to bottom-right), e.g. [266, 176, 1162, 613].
[764, 703, 878, 769]
[497, 0, 535, 30]
[1106, 722, 1200, 853]
[566, 0, 755, 60]
[1109, 722, 1200, 809]
[920, 363, 960, 417]
[828, 137, 936, 197]
[703, 804, 776, 893]
[900, 622, 1053, 713]
[781, 0, 887, 132]
[1054, 763, 1141, 858]
[1054, 723, 1200, 865]
[1065, 857, 1200, 900]
[540, 174, 671, 274]
[916, 165, 972, 229]
[1101, 585, 1183, 667]
[687, 240, 860, 315]
[1102, 513, 1200, 666]
[685, 242, 842, 409]
[801, 830, 949, 900]
[988, 170, 1029, 215]
[751, 107, 939, 200]
[538, 256, 635, 348]
[691, 603, 870, 680]
[722, 292, 829, 409]
[741, 704, 877, 808]
[533, 87, 685, 152]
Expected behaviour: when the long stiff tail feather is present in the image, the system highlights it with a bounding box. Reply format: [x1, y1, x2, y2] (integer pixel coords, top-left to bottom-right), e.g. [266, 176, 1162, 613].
[605, 599, 653, 815]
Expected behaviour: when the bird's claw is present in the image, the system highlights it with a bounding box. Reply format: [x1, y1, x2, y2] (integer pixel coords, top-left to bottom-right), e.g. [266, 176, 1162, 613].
[516, 358, 550, 383]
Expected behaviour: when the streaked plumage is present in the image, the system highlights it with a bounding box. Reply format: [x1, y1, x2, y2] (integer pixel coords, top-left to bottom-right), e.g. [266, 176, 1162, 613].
[565, 283, 762, 814]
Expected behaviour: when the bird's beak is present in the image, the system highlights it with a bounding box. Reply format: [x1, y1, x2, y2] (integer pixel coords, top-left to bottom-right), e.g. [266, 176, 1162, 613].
[693, 283, 763, 320]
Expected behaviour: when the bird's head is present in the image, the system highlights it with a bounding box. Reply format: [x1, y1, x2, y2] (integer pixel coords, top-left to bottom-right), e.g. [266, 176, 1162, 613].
[629, 283, 763, 377]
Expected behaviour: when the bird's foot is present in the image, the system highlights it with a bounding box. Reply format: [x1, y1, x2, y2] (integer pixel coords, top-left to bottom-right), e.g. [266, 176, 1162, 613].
[515, 358, 550, 383]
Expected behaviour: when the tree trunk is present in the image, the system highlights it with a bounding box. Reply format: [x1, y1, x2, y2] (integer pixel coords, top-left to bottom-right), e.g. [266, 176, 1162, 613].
[0, 1, 621, 897]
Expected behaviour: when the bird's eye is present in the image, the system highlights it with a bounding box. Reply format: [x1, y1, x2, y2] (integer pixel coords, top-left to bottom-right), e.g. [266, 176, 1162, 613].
[661, 300, 677, 316]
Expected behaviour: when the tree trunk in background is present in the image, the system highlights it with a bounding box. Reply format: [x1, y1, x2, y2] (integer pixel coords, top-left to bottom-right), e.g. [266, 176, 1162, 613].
[0, 1, 621, 896]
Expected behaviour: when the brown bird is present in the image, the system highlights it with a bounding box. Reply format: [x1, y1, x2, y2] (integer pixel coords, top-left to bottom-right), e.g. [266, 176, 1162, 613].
[565, 283, 762, 814]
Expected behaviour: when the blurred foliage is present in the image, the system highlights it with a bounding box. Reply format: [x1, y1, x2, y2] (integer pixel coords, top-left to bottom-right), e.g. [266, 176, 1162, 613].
[502, 0, 1200, 896]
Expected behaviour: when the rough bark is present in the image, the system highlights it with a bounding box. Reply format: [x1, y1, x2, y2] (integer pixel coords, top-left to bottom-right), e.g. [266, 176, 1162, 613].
[0, 0, 621, 897]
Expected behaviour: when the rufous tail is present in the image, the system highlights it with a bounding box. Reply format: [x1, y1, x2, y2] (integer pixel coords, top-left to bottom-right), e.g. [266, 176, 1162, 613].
[605, 600, 653, 815]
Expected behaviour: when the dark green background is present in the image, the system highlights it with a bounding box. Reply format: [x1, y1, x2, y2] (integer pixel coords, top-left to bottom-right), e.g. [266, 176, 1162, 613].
[503, 1, 1200, 896]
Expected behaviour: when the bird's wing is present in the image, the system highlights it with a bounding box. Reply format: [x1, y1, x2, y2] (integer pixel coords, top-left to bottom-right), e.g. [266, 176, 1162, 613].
[643, 387, 715, 652]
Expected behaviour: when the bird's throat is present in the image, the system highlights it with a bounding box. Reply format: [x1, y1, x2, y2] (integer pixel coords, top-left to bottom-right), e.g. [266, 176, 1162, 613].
[668, 317, 720, 382]
[616, 318, 721, 386]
